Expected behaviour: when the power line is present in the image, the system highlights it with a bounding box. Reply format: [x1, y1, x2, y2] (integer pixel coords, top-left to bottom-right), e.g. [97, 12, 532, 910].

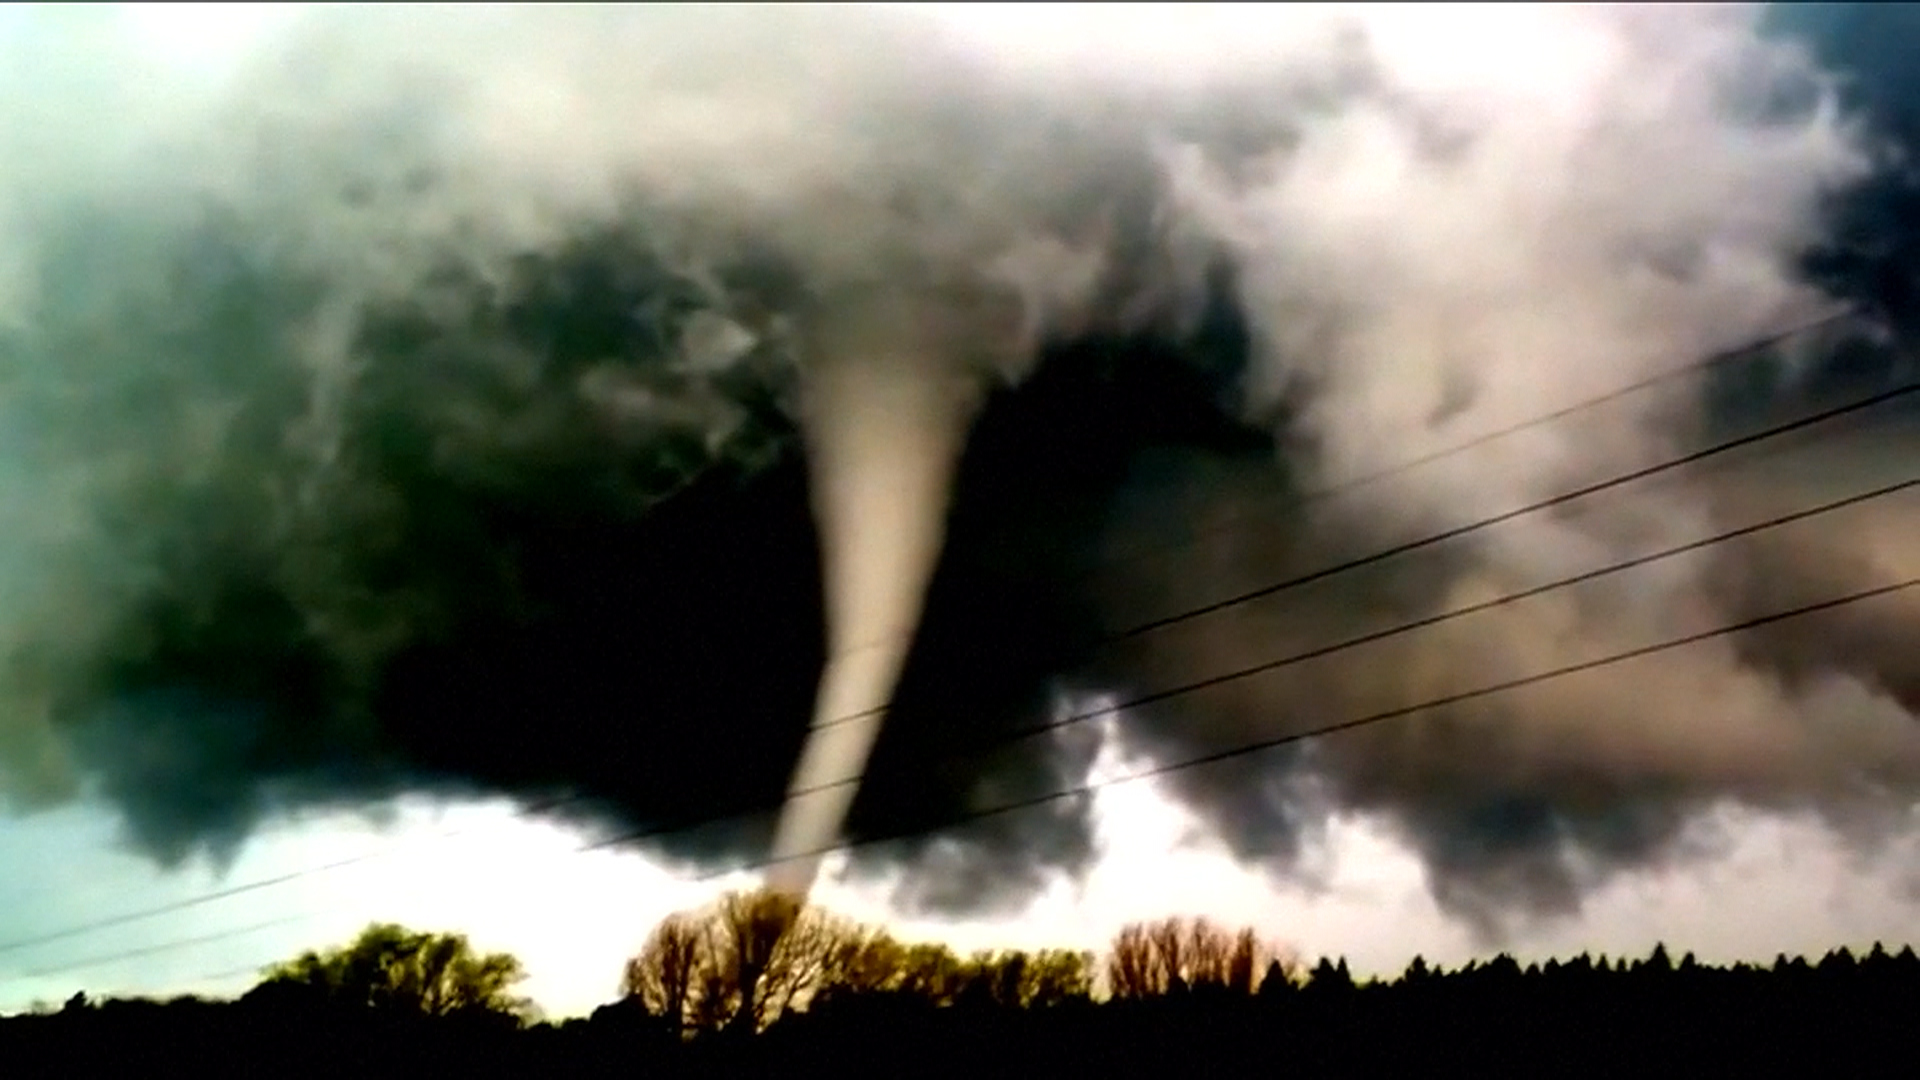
[859, 472, 1920, 770]
[0, 792, 582, 961]
[723, 571, 1920, 882]
[0, 858, 376, 962]
[16, 913, 316, 982]
[1110, 370, 1920, 642]
[632, 468, 1920, 815]
[0, 314, 1881, 972]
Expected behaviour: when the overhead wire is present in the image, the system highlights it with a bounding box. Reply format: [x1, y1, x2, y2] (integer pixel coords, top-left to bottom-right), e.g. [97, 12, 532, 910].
[1110, 357, 1917, 642]
[720, 570, 1920, 882]
[0, 792, 582, 960]
[864, 471, 1920, 763]
[16, 914, 317, 982]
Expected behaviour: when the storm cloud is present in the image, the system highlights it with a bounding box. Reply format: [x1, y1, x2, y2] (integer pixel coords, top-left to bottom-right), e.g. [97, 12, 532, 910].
[1, 4, 1917, 934]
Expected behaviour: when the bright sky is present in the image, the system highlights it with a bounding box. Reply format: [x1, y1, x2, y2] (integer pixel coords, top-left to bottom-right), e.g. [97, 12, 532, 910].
[3, 1, 1920, 1023]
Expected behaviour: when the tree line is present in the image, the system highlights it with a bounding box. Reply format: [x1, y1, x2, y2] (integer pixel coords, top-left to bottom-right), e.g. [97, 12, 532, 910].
[5, 890, 1918, 1075]
[612, 887, 1295, 1036]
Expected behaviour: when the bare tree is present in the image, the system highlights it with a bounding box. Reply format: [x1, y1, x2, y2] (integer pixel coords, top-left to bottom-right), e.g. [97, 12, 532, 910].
[1148, 918, 1191, 991]
[620, 912, 704, 1036]
[705, 888, 803, 1032]
[626, 889, 1101, 1031]
[814, 926, 908, 1001]
[1107, 922, 1161, 999]
[691, 947, 734, 1032]
[1105, 916, 1295, 999]
[622, 894, 783, 1035]
[1227, 926, 1261, 994]
[690, 887, 883, 1032]
[1183, 918, 1234, 989]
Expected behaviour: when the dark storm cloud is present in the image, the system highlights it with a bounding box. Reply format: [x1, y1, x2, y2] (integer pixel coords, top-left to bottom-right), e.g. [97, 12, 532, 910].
[1766, 2, 1920, 333]
[3, 5, 1919, 931]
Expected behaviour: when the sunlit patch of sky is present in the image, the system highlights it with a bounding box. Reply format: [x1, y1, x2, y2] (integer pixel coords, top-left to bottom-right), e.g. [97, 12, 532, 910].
[116, 3, 301, 71]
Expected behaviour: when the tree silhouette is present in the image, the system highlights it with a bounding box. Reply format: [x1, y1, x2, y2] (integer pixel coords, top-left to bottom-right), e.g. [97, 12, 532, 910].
[720, 889, 799, 1031]
[812, 922, 937, 1004]
[256, 922, 535, 1022]
[955, 948, 1093, 1008]
[617, 888, 1104, 1035]
[1012, 948, 1096, 1007]
[1107, 922, 1159, 999]
[891, 941, 971, 1004]
[10, 923, 1920, 1075]
[620, 886, 895, 1035]
[1306, 956, 1354, 994]
[1106, 916, 1295, 998]
[619, 911, 704, 1037]
[1404, 955, 1432, 984]
[1258, 959, 1296, 998]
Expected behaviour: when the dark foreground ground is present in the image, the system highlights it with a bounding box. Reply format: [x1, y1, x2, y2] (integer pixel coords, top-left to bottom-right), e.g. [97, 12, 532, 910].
[3, 948, 1915, 1079]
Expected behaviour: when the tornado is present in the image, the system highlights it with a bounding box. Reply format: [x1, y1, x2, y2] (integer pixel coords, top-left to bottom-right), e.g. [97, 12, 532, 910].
[765, 288, 1003, 899]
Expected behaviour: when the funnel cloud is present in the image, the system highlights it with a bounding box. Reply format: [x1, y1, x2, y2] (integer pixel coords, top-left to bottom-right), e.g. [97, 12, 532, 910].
[2, 4, 1919, 934]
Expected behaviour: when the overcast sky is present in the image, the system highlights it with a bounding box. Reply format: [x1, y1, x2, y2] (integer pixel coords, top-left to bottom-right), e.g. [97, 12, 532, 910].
[4, 2, 1920, 1022]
